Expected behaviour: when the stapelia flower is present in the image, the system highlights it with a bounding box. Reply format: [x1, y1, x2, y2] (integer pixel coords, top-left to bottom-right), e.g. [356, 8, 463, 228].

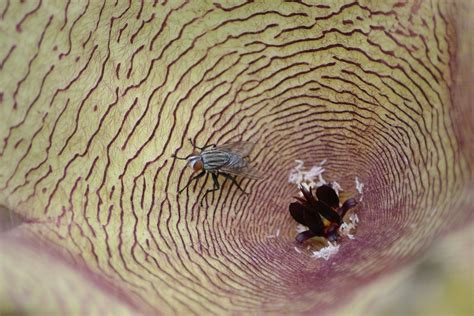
[0, 1, 472, 315]
[289, 184, 357, 243]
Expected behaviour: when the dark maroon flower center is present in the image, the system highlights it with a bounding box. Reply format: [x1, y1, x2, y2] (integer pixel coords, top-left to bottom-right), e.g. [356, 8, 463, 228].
[289, 184, 357, 243]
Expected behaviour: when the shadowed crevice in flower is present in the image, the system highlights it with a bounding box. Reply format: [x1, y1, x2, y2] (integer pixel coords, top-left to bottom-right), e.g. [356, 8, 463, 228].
[0, 1, 472, 314]
[0, 204, 25, 232]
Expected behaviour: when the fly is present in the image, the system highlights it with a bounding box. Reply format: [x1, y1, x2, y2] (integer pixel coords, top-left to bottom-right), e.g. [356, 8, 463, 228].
[172, 139, 261, 205]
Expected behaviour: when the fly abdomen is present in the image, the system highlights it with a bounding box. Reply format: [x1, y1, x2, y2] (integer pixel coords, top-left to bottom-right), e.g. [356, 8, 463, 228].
[226, 154, 247, 169]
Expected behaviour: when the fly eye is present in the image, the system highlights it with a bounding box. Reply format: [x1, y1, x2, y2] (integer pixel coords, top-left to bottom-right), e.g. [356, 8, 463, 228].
[193, 160, 203, 171]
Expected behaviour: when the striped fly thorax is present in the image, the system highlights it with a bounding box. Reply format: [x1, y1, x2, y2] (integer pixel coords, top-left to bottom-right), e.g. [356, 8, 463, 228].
[201, 149, 232, 171]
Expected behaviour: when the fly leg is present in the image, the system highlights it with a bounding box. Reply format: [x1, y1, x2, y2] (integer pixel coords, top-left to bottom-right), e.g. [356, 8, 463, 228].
[189, 138, 216, 151]
[178, 170, 206, 194]
[220, 173, 248, 195]
[172, 153, 190, 160]
[171, 139, 215, 159]
[200, 173, 220, 206]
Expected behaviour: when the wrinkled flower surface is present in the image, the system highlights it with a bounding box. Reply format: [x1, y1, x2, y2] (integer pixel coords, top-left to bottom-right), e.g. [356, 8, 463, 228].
[0, 0, 472, 315]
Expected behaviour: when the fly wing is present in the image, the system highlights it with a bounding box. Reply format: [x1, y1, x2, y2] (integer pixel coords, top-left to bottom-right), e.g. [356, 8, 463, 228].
[211, 141, 262, 179]
[215, 141, 256, 158]
[219, 161, 263, 179]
